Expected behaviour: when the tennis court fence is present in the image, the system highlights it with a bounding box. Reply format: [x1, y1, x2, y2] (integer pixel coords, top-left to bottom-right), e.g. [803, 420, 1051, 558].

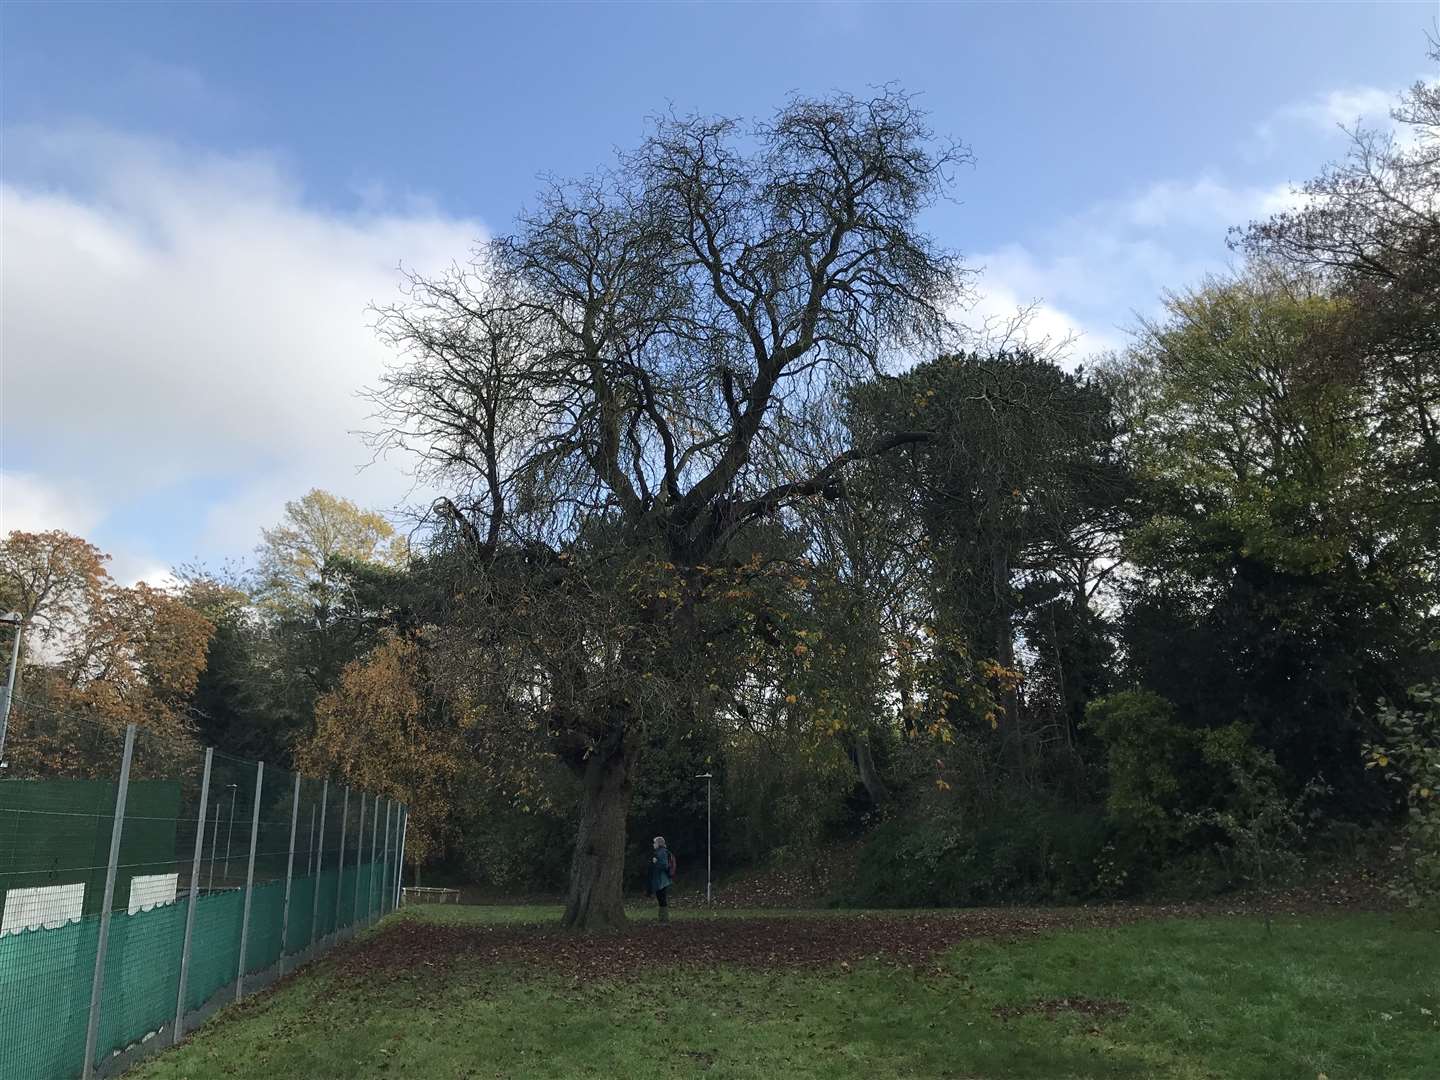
[0, 698, 409, 1079]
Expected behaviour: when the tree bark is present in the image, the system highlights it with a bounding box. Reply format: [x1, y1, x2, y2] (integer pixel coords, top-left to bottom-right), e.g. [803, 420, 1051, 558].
[561, 739, 637, 931]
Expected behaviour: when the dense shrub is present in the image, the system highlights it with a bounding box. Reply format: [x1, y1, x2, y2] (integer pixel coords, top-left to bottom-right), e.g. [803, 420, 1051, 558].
[1365, 683, 1440, 909]
[840, 803, 1112, 907]
[453, 777, 576, 893]
[1082, 690, 1197, 844]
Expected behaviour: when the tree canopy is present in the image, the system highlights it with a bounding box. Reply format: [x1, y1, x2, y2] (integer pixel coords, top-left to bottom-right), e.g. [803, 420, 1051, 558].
[367, 89, 974, 928]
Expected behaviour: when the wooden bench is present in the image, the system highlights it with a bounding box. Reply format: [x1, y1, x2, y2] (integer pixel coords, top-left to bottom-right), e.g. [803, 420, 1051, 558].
[400, 886, 461, 906]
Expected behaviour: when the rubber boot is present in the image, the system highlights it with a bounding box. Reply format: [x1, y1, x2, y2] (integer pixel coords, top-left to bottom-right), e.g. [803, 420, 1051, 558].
[659, 906, 669, 925]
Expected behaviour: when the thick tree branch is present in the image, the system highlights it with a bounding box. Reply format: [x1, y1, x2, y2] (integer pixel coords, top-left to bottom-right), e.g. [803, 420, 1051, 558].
[727, 430, 933, 525]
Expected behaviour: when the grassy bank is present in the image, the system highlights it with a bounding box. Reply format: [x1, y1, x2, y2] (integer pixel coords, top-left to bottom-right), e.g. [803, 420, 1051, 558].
[129, 908, 1438, 1079]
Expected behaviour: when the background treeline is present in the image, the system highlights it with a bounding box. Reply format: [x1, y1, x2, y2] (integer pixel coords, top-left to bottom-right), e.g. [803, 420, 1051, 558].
[4, 64, 1435, 909]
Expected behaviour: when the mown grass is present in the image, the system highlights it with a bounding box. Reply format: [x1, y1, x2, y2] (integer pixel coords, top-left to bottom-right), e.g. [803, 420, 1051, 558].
[129, 909, 1438, 1080]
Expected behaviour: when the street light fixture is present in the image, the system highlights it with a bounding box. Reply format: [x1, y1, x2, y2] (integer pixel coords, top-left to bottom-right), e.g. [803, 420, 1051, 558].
[695, 772, 713, 904]
[0, 611, 25, 766]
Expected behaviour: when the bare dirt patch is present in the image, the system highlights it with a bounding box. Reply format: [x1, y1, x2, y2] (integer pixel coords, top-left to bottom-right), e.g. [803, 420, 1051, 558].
[327, 866, 1398, 993]
[331, 907, 1153, 988]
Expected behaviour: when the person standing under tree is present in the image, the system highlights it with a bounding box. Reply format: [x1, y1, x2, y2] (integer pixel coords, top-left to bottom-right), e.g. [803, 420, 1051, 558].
[648, 835, 673, 923]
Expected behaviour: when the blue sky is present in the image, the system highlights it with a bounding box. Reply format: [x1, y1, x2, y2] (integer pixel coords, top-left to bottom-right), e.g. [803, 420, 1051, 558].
[1, 1, 1433, 582]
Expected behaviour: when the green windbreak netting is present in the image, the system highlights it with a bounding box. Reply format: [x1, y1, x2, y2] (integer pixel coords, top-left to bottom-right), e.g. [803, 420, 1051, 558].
[243, 882, 285, 975]
[0, 779, 180, 919]
[284, 876, 316, 953]
[0, 915, 98, 1080]
[314, 870, 339, 939]
[183, 890, 243, 1013]
[369, 859, 386, 919]
[0, 701, 403, 1080]
[337, 865, 357, 929]
[353, 863, 374, 924]
[93, 900, 187, 1068]
[362, 863, 377, 915]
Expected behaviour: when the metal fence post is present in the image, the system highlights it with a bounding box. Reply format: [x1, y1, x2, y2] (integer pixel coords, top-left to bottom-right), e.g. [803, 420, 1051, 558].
[173, 747, 213, 1046]
[351, 793, 366, 927]
[380, 799, 392, 916]
[395, 806, 408, 910]
[309, 779, 328, 948]
[374, 794, 385, 921]
[306, 804, 316, 876]
[334, 786, 350, 935]
[235, 762, 264, 1002]
[81, 722, 136, 1080]
[280, 772, 300, 962]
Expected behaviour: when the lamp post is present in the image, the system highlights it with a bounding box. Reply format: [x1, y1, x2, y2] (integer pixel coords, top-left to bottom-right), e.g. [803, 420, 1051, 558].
[695, 772, 713, 904]
[208, 797, 221, 891]
[0, 611, 25, 765]
[223, 783, 239, 883]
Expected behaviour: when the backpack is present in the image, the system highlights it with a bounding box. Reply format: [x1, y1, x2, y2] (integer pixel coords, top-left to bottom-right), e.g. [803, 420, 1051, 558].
[667, 850, 677, 879]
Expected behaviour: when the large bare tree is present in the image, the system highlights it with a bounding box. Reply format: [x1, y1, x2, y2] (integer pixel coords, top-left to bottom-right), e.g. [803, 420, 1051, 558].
[370, 91, 969, 929]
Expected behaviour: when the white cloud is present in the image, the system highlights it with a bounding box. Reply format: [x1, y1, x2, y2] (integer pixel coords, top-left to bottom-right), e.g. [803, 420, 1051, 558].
[1279, 86, 1396, 134]
[0, 472, 186, 589]
[116, 561, 182, 590]
[1, 128, 482, 570]
[1249, 80, 1424, 156]
[0, 471, 103, 536]
[1116, 177, 1300, 231]
[967, 173, 1302, 367]
[958, 282, 1124, 362]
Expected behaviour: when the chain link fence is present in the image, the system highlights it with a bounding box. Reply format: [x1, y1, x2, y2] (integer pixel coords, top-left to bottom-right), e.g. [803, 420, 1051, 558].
[0, 698, 408, 1080]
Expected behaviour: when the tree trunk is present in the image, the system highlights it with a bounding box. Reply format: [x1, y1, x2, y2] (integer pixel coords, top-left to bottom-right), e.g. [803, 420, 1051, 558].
[851, 729, 889, 805]
[561, 740, 637, 931]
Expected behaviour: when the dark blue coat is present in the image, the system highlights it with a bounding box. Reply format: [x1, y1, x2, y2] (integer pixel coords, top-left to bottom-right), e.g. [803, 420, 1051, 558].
[648, 845, 672, 892]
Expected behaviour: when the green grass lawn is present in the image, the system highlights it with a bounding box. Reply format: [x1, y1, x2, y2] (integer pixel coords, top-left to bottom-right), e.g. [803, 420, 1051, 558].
[129, 907, 1438, 1080]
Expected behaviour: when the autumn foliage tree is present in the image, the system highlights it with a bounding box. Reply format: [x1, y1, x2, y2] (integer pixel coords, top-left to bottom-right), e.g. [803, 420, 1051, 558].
[0, 530, 213, 776]
[298, 633, 467, 872]
[0, 530, 110, 663]
[256, 488, 406, 618]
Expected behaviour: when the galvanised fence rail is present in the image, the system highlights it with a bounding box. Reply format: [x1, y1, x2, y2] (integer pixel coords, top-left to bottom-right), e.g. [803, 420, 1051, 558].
[0, 699, 408, 1079]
